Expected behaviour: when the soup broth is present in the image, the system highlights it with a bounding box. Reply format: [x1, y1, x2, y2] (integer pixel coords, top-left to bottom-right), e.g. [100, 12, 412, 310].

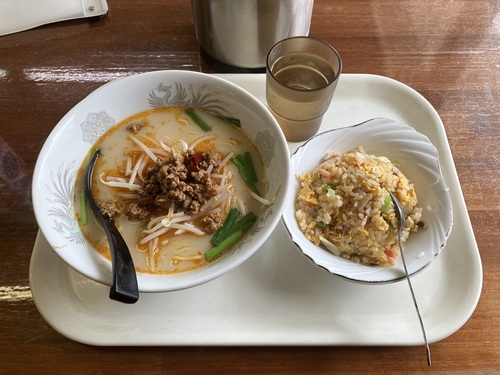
[74, 106, 267, 274]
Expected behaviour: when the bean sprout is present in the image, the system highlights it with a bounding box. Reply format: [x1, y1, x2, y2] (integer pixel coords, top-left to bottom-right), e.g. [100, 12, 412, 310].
[219, 152, 234, 171]
[100, 174, 141, 191]
[126, 156, 132, 176]
[189, 134, 217, 149]
[128, 134, 158, 162]
[128, 154, 146, 185]
[249, 190, 274, 205]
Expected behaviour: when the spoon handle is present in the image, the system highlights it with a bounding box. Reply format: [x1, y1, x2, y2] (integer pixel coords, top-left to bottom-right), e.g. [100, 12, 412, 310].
[395, 226, 431, 366]
[85, 149, 139, 304]
[102, 217, 139, 304]
[390, 192, 431, 367]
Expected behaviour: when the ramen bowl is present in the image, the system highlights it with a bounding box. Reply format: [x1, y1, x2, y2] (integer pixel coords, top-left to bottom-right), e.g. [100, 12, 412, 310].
[32, 70, 291, 293]
[282, 118, 453, 284]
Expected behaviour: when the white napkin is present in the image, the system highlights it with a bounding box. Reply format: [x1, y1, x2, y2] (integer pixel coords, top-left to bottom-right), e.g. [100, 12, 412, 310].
[0, 0, 108, 36]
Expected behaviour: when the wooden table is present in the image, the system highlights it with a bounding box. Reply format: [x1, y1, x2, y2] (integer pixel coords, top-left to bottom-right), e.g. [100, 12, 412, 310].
[1, 0, 498, 373]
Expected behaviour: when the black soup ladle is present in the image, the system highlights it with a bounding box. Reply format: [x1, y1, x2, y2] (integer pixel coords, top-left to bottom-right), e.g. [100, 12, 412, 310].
[85, 149, 139, 304]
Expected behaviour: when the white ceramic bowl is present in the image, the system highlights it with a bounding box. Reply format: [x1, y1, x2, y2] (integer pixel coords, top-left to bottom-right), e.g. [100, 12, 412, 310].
[282, 118, 453, 284]
[32, 70, 291, 293]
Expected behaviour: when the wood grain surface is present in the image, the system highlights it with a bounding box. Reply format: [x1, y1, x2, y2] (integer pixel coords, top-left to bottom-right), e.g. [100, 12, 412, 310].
[1, 0, 498, 373]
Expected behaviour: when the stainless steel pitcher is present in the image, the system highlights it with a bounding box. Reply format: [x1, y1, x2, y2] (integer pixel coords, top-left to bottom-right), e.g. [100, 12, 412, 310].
[191, 0, 314, 69]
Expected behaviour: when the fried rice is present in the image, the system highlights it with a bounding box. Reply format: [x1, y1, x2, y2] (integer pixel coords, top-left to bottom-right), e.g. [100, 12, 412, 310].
[295, 147, 424, 266]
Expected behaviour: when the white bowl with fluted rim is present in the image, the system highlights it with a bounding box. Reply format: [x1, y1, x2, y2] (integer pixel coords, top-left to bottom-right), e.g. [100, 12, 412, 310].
[32, 70, 291, 293]
[282, 118, 453, 284]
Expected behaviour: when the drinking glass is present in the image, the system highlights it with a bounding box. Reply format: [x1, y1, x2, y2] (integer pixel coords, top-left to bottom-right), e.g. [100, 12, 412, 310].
[266, 37, 342, 142]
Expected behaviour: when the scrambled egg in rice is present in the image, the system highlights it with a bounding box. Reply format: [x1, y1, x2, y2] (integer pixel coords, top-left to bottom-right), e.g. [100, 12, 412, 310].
[295, 147, 424, 266]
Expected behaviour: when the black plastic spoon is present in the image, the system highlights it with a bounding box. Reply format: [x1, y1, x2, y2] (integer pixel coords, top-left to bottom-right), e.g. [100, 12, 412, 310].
[85, 149, 139, 304]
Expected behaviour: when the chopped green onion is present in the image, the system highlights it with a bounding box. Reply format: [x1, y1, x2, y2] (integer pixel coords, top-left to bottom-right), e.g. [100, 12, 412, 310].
[381, 194, 392, 212]
[80, 188, 88, 225]
[205, 212, 257, 261]
[232, 155, 260, 196]
[205, 230, 243, 261]
[312, 172, 320, 182]
[211, 207, 240, 246]
[185, 108, 212, 132]
[226, 212, 257, 238]
[244, 152, 258, 182]
[322, 184, 338, 192]
[217, 115, 241, 127]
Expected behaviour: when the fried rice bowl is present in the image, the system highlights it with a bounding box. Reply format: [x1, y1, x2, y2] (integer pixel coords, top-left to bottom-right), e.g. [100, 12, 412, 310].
[282, 118, 453, 284]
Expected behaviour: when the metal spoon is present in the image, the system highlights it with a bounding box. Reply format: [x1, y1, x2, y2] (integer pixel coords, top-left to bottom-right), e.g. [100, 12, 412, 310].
[390, 191, 431, 367]
[85, 149, 139, 304]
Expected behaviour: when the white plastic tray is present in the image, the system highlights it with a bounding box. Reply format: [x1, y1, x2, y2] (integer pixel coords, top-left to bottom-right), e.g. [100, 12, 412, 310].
[29, 74, 482, 346]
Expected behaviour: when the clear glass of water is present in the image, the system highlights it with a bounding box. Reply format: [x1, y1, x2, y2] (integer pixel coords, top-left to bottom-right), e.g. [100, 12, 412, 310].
[266, 37, 342, 142]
